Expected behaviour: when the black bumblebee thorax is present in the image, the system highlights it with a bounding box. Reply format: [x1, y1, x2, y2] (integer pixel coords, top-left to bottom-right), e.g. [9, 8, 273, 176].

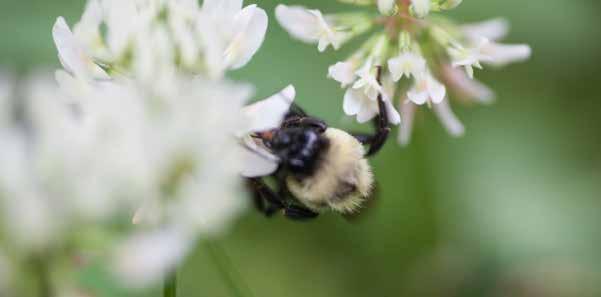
[267, 127, 329, 177]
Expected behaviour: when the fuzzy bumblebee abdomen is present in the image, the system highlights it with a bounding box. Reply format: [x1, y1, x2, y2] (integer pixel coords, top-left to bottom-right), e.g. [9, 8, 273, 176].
[286, 128, 374, 213]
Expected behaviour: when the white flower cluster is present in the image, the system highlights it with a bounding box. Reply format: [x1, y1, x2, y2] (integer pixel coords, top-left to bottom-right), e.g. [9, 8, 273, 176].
[53, 0, 268, 82]
[0, 0, 295, 293]
[276, 0, 531, 145]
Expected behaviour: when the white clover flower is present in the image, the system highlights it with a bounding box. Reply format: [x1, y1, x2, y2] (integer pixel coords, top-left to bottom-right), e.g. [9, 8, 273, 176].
[201, 0, 268, 73]
[54, 0, 268, 80]
[448, 40, 487, 79]
[122, 76, 252, 230]
[329, 62, 359, 88]
[344, 74, 401, 124]
[1, 70, 254, 293]
[478, 40, 532, 67]
[0, 0, 289, 294]
[352, 61, 383, 101]
[281, 0, 529, 145]
[388, 51, 427, 81]
[220, 4, 269, 70]
[441, 64, 494, 104]
[450, 38, 532, 78]
[407, 72, 446, 105]
[327, 36, 399, 124]
[344, 88, 379, 123]
[52, 16, 108, 80]
[461, 18, 510, 42]
[275, 5, 346, 52]
[411, 0, 431, 18]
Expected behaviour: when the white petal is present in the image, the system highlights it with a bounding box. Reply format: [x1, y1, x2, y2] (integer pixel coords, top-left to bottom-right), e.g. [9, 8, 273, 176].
[52, 17, 87, 76]
[384, 99, 401, 125]
[387, 56, 405, 81]
[238, 138, 279, 177]
[398, 101, 417, 146]
[275, 5, 321, 43]
[317, 37, 329, 52]
[442, 65, 495, 104]
[365, 86, 380, 101]
[343, 88, 362, 115]
[103, 0, 137, 56]
[429, 78, 447, 104]
[112, 228, 192, 288]
[203, 0, 243, 16]
[172, 21, 199, 68]
[175, 0, 200, 10]
[462, 18, 509, 42]
[483, 43, 532, 66]
[432, 99, 465, 137]
[407, 88, 428, 105]
[242, 85, 295, 133]
[132, 199, 162, 226]
[380, 73, 396, 101]
[356, 100, 378, 123]
[352, 78, 367, 90]
[411, 0, 431, 18]
[225, 5, 268, 70]
[328, 62, 356, 87]
[378, 0, 396, 15]
[78, 0, 103, 29]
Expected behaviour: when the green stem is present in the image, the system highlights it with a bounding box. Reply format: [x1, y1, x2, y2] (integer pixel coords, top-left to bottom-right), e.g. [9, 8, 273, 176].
[32, 256, 53, 297]
[163, 270, 177, 297]
[206, 241, 253, 297]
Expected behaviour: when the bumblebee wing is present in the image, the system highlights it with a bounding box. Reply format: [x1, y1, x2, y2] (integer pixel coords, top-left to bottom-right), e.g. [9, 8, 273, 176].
[287, 102, 309, 118]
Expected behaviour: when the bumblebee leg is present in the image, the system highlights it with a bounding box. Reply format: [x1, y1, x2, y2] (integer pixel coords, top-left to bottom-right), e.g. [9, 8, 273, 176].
[283, 205, 319, 221]
[275, 174, 320, 221]
[352, 102, 391, 156]
[353, 66, 391, 157]
[246, 178, 284, 217]
[249, 183, 266, 212]
[352, 133, 372, 145]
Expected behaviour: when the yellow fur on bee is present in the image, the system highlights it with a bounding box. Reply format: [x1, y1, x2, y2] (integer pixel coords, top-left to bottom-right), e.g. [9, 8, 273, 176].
[286, 128, 374, 214]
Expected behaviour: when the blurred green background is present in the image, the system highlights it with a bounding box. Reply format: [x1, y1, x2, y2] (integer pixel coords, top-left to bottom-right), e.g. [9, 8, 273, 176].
[1, 0, 600, 296]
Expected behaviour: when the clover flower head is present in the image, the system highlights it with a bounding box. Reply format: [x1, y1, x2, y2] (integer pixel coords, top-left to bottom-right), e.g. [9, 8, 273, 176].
[276, 0, 532, 145]
[53, 0, 268, 81]
[0, 0, 285, 294]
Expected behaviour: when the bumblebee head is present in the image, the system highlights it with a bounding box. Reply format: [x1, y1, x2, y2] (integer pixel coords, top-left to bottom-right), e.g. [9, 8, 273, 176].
[267, 127, 329, 177]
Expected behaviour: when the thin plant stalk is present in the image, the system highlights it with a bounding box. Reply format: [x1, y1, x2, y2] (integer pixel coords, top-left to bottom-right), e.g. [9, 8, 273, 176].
[163, 271, 177, 297]
[31, 256, 53, 297]
[206, 241, 253, 297]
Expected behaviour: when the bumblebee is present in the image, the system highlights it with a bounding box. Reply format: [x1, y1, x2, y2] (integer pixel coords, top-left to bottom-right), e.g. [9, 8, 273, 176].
[246, 68, 391, 220]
